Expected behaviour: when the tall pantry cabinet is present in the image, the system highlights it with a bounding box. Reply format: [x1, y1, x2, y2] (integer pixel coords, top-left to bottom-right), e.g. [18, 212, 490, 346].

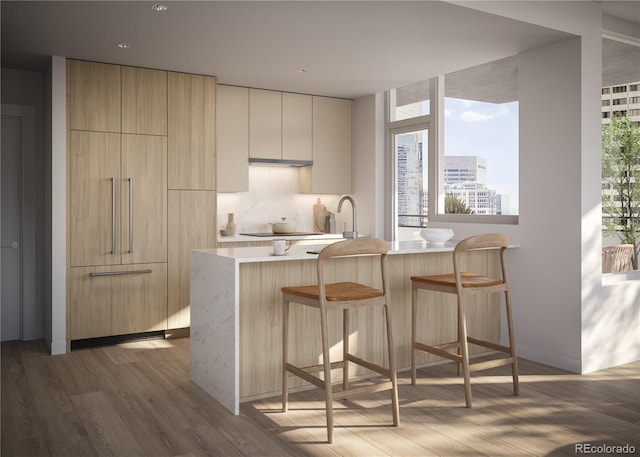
[67, 60, 216, 343]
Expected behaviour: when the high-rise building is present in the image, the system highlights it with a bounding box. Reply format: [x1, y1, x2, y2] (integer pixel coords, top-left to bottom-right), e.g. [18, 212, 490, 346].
[443, 156, 501, 215]
[601, 81, 640, 125]
[443, 156, 487, 185]
[396, 132, 428, 227]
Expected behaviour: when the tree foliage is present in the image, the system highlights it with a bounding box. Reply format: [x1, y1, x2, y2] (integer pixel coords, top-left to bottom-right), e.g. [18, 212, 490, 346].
[602, 114, 640, 269]
[445, 193, 474, 214]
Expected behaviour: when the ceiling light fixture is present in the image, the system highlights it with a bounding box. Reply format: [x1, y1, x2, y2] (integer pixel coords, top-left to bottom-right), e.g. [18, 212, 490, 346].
[296, 68, 309, 74]
[117, 43, 132, 49]
[150, 4, 168, 12]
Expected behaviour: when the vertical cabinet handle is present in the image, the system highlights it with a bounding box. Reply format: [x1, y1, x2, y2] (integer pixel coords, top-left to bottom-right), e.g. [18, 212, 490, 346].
[129, 177, 133, 254]
[111, 177, 116, 254]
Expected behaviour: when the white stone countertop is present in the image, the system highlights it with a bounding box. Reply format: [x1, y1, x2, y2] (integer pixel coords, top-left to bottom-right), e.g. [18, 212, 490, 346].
[194, 239, 459, 263]
[216, 233, 347, 243]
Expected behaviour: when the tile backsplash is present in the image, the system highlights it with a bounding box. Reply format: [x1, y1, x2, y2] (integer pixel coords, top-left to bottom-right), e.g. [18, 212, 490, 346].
[217, 166, 346, 234]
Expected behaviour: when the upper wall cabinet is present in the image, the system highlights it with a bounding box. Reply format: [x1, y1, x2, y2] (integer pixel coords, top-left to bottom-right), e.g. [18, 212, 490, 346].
[217, 85, 249, 193]
[300, 97, 353, 194]
[122, 66, 168, 136]
[168, 72, 216, 190]
[282, 92, 312, 162]
[249, 89, 282, 160]
[69, 60, 121, 132]
[216, 86, 350, 194]
[248, 89, 313, 162]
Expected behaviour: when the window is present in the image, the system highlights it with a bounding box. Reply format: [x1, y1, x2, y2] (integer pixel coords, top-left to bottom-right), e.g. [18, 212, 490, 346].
[602, 87, 611, 94]
[630, 97, 640, 104]
[630, 84, 639, 92]
[388, 56, 519, 241]
[442, 56, 519, 217]
[613, 98, 627, 105]
[394, 129, 429, 229]
[613, 85, 628, 93]
[602, 99, 611, 106]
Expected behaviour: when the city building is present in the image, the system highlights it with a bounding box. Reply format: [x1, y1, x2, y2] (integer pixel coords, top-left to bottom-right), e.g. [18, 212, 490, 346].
[396, 132, 428, 227]
[601, 81, 640, 125]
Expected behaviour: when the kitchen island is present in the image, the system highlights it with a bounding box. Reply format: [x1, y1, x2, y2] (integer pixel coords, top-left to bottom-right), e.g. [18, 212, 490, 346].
[190, 240, 503, 414]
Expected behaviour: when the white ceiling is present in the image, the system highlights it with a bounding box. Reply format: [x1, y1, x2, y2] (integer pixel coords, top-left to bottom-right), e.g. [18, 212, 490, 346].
[1, 1, 637, 99]
[1, 1, 575, 99]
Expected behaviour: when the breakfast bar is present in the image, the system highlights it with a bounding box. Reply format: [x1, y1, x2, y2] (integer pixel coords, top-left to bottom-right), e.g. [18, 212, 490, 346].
[190, 240, 503, 414]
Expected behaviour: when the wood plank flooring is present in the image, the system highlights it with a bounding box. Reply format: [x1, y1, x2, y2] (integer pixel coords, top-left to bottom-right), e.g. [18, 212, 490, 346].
[2, 338, 638, 457]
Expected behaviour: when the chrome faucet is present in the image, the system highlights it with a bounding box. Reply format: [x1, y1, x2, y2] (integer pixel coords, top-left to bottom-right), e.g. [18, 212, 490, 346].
[337, 195, 357, 239]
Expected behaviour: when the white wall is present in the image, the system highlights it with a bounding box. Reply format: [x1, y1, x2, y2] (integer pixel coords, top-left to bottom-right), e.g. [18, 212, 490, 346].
[49, 56, 66, 354]
[515, 37, 584, 371]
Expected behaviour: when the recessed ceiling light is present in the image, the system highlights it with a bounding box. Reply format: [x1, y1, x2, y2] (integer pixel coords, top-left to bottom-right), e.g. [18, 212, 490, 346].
[296, 68, 309, 74]
[117, 43, 132, 49]
[151, 4, 168, 12]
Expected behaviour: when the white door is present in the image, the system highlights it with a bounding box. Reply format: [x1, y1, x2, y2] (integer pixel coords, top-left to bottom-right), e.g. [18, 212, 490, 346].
[1, 113, 22, 341]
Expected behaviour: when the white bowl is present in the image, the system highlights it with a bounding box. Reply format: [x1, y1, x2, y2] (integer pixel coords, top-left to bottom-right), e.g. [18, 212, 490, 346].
[420, 228, 454, 246]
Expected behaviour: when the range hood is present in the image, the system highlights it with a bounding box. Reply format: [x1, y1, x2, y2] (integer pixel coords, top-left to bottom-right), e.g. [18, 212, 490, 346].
[248, 158, 312, 167]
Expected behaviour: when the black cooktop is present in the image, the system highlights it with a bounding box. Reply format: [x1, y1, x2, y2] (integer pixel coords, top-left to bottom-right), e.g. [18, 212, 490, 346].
[240, 232, 320, 237]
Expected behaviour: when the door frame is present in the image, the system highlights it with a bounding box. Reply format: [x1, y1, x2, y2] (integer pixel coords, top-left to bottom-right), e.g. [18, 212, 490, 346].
[1, 103, 37, 341]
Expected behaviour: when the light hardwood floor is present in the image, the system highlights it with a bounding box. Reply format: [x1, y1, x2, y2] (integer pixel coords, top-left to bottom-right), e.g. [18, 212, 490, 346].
[2, 338, 638, 457]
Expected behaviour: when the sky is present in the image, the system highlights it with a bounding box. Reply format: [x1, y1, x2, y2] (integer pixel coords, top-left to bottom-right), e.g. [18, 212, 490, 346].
[444, 98, 519, 212]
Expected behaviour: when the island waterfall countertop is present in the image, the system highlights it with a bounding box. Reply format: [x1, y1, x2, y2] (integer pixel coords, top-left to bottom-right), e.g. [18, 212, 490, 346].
[206, 239, 460, 261]
[216, 232, 352, 244]
[190, 239, 512, 415]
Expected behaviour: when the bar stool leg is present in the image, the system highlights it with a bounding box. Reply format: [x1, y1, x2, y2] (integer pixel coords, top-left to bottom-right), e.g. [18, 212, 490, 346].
[411, 284, 418, 385]
[343, 308, 350, 392]
[282, 298, 289, 412]
[384, 303, 400, 426]
[457, 297, 472, 408]
[505, 289, 520, 396]
[320, 306, 334, 443]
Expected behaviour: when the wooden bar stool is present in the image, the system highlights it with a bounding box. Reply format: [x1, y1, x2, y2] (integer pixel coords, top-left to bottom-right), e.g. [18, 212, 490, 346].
[410, 233, 519, 407]
[281, 238, 399, 443]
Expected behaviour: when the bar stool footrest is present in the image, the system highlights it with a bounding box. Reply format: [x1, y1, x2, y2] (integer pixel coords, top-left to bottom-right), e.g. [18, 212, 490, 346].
[469, 356, 515, 373]
[415, 342, 463, 363]
[346, 353, 391, 378]
[285, 362, 343, 390]
[467, 337, 512, 354]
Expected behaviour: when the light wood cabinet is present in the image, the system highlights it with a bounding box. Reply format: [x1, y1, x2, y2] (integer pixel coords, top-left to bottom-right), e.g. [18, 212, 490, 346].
[69, 60, 121, 133]
[69, 59, 218, 342]
[216, 85, 249, 192]
[69, 131, 121, 267]
[121, 134, 167, 264]
[300, 96, 353, 194]
[168, 72, 216, 190]
[69, 263, 167, 340]
[168, 190, 216, 329]
[69, 131, 167, 267]
[249, 89, 282, 160]
[122, 66, 168, 136]
[282, 92, 312, 162]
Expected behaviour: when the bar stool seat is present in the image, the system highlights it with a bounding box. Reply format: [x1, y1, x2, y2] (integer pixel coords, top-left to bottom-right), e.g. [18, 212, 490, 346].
[281, 238, 399, 443]
[410, 233, 519, 407]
